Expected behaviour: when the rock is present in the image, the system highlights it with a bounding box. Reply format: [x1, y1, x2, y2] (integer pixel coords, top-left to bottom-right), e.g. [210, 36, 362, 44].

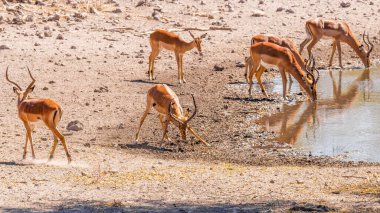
[73, 12, 87, 19]
[152, 10, 161, 21]
[25, 15, 33, 22]
[276, 7, 284, 12]
[285, 9, 294, 13]
[236, 62, 245, 68]
[42, 87, 48, 90]
[66, 120, 84, 131]
[213, 64, 224, 71]
[70, 45, 77, 49]
[44, 30, 52, 37]
[226, 4, 233, 12]
[113, 8, 122, 13]
[34, 42, 40, 46]
[0, 45, 10, 50]
[251, 10, 265, 17]
[56, 34, 64, 40]
[89, 6, 100, 14]
[94, 86, 109, 93]
[136, 0, 146, 7]
[258, 0, 264, 4]
[35, 0, 45, 6]
[340, 2, 351, 8]
[47, 14, 60, 21]
[11, 16, 25, 25]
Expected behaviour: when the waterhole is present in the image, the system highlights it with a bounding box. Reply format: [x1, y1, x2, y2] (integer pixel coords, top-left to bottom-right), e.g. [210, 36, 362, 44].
[256, 65, 380, 162]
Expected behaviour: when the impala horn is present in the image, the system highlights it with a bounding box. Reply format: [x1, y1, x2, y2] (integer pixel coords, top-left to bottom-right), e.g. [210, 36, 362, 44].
[185, 94, 197, 123]
[5, 66, 22, 90]
[26, 66, 36, 90]
[169, 101, 184, 125]
[364, 33, 374, 57]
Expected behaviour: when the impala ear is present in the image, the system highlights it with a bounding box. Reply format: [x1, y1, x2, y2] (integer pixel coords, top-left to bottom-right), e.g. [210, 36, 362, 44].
[29, 85, 35, 92]
[186, 108, 190, 117]
[201, 33, 207, 38]
[13, 87, 18, 93]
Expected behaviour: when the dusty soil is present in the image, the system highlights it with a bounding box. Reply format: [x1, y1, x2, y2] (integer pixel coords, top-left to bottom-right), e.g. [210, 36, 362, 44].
[0, 0, 379, 212]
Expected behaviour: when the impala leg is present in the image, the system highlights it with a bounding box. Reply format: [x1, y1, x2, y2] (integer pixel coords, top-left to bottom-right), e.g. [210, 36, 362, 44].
[336, 40, 343, 68]
[279, 67, 288, 100]
[149, 48, 160, 81]
[306, 38, 319, 59]
[48, 136, 58, 161]
[287, 73, 293, 93]
[159, 115, 170, 142]
[244, 58, 250, 83]
[175, 53, 182, 84]
[299, 37, 311, 54]
[135, 102, 152, 141]
[23, 130, 28, 160]
[187, 126, 210, 147]
[22, 121, 35, 159]
[328, 41, 337, 67]
[51, 127, 71, 163]
[255, 64, 269, 98]
[180, 54, 186, 83]
[248, 59, 259, 97]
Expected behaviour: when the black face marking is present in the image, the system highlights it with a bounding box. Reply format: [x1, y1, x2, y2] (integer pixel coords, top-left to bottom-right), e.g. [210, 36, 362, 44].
[153, 103, 156, 107]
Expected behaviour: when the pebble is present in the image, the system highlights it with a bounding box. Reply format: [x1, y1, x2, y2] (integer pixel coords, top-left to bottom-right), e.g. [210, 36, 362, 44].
[251, 10, 266, 17]
[66, 120, 84, 131]
[213, 64, 224, 71]
[0, 45, 10, 49]
[56, 34, 64, 40]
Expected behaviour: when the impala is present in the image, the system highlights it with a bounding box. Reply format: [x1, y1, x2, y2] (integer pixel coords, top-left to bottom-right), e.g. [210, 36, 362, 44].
[6, 67, 72, 163]
[248, 42, 319, 100]
[135, 84, 210, 147]
[245, 34, 311, 96]
[299, 18, 374, 68]
[148, 29, 207, 83]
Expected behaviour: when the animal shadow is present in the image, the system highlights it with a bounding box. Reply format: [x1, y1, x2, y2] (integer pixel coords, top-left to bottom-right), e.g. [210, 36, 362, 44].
[224, 96, 275, 102]
[128, 79, 173, 86]
[119, 142, 173, 152]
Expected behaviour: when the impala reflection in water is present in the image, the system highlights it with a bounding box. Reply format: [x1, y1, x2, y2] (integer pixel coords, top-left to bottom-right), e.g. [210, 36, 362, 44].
[256, 65, 380, 162]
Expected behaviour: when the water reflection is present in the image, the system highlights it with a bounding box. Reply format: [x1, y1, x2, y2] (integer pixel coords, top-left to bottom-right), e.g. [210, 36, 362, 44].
[256, 66, 380, 162]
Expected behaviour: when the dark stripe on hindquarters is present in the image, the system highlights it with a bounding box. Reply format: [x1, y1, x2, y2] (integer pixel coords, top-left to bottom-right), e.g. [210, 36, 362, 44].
[52, 110, 58, 125]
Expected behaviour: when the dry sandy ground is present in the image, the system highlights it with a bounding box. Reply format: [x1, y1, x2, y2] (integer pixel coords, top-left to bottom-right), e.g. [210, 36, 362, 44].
[0, 0, 380, 212]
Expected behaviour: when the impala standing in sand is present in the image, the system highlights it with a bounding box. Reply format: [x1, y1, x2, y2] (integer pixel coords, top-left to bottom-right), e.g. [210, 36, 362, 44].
[148, 29, 207, 83]
[135, 84, 210, 147]
[6, 67, 72, 163]
[299, 18, 373, 68]
[248, 42, 319, 101]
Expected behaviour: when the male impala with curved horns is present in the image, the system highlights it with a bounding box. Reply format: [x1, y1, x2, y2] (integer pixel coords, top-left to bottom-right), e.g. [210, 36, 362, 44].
[248, 42, 319, 101]
[6, 67, 72, 163]
[299, 18, 374, 68]
[135, 84, 210, 147]
[148, 29, 207, 83]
